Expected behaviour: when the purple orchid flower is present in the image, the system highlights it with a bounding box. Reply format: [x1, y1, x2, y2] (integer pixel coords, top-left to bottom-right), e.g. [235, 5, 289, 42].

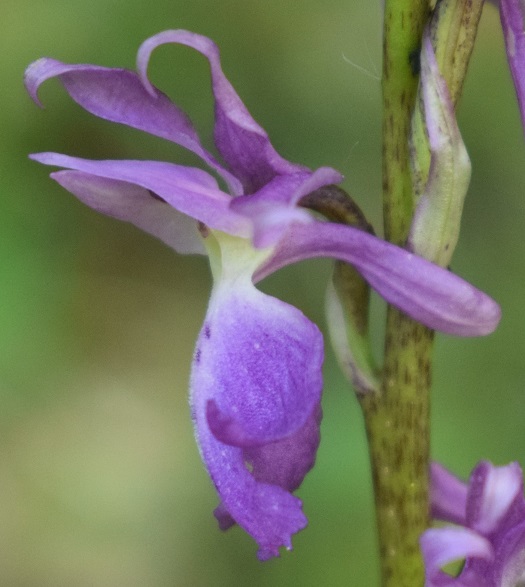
[25, 30, 500, 560]
[422, 461, 525, 586]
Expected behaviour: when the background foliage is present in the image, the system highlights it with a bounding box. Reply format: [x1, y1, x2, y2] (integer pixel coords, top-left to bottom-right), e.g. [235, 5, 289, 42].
[1, 1, 523, 585]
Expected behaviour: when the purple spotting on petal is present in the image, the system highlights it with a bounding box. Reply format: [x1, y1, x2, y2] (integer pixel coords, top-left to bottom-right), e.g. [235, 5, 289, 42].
[422, 460, 525, 586]
[196, 282, 323, 448]
[191, 281, 323, 559]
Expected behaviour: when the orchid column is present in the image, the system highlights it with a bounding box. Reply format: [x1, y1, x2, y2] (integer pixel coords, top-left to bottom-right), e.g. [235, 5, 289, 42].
[360, 1, 483, 584]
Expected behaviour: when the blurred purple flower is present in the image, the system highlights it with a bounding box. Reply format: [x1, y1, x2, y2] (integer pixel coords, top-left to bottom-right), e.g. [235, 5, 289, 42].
[422, 461, 525, 586]
[489, 0, 525, 133]
[25, 31, 500, 559]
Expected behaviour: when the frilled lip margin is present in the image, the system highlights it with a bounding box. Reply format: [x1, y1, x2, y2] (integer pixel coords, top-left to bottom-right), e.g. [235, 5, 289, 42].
[25, 29, 502, 560]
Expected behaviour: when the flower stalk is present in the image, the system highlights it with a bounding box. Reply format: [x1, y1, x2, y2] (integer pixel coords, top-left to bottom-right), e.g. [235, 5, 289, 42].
[362, 1, 431, 585]
[355, 1, 487, 585]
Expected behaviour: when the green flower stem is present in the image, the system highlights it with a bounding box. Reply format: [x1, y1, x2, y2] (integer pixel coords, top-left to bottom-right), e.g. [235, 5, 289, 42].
[360, 318, 434, 586]
[381, 0, 428, 247]
[361, 1, 432, 585]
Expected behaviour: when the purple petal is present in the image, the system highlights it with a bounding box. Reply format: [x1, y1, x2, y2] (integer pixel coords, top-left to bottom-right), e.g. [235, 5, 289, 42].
[202, 433, 307, 560]
[245, 404, 322, 491]
[431, 462, 468, 525]
[466, 461, 523, 535]
[30, 152, 250, 236]
[255, 222, 501, 337]
[190, 281, 323, 559]
[499, 0, 525, 133]
[137, 30, 306, 193]
[427, 461, 525, 585]
[198, 283, 323, 449]
[24, 56, 242, 194]
[50, 170, 205, 254]
[495, 519, 525, 586]
[231, 167, 343, 248]
[213, 405, 322, 533]
[421, 527, 493, 587]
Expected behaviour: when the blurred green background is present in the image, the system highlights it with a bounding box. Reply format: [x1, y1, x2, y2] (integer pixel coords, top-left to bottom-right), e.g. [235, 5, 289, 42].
[1, 1, 524, 585]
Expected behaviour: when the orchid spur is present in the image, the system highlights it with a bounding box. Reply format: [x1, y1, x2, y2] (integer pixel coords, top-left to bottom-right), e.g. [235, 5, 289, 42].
[422, 461, 525, 586]
[25, 30, 500, 560]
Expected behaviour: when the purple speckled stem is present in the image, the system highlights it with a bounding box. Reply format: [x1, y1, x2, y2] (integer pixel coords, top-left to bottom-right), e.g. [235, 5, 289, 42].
[362, 1, 431, 585]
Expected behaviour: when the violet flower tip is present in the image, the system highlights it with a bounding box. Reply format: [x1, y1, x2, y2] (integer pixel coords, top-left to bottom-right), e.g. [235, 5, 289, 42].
[24, 60, 47, 108]
[28, 152, 52, 165]
[136, 42, 160, 98]
[479, 300, 502, 336]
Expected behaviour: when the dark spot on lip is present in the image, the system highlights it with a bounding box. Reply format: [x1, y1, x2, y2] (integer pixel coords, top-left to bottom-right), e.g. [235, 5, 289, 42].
[204, 324, 211, 339]
[198, 222, 210, 238]
[194, 348, 201, 364]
